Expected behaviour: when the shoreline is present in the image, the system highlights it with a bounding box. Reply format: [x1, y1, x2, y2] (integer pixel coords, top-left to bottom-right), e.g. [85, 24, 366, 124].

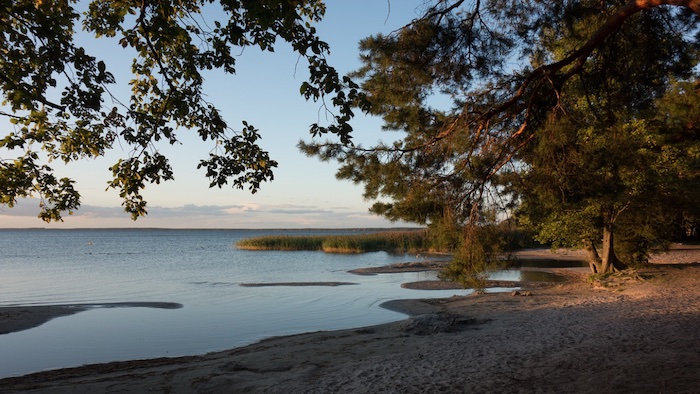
[0, 248, 580, 337]
[2, 247, 700, 392]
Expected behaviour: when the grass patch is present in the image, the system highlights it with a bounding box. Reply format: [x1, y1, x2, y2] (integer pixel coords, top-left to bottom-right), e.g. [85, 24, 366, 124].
[235, 235, 326, 251]
[236, 230, 430, 254]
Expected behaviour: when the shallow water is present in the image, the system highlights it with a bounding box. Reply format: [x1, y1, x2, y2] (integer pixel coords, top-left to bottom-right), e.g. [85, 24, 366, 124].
[519, 258, 588, 269]
[0, 229, 472, 377]
[0, 229, 551, 378]
[489, 269, 570, 283]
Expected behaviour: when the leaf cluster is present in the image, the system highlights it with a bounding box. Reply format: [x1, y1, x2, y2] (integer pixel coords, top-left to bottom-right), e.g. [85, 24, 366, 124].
[1, 0, 351, 221]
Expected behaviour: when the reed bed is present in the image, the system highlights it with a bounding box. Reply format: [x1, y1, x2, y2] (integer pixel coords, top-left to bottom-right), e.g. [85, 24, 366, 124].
[236, 230, 429, 254]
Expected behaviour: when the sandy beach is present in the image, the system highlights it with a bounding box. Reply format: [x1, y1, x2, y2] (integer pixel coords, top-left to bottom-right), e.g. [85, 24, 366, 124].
[1, 246, 699, 393]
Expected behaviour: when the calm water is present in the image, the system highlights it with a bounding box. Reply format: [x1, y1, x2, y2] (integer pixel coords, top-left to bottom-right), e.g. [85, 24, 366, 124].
[0, 228, 491, 378]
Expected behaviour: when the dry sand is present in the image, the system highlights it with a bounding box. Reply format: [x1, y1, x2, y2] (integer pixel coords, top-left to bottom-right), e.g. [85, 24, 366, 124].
[1, 246, 700, 393]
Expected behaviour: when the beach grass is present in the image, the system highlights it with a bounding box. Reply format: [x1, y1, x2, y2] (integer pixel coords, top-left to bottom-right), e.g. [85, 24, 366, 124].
[236, 230, 430, 254]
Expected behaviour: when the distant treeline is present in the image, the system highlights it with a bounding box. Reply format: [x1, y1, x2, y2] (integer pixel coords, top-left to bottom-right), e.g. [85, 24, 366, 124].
[235, 230, 431, 254]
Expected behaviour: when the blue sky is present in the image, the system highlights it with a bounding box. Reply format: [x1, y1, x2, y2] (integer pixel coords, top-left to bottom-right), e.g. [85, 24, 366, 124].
[0, 1, 427, 228]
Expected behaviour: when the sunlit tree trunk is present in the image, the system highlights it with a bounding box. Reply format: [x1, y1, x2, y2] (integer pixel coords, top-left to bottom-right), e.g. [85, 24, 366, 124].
[584, 239, 603, 273]
[586, 220, 627, 274]
[600, 223, 626, 273]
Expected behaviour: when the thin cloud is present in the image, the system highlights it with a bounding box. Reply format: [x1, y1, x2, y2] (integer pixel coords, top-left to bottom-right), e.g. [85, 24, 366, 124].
[267, 208, 332, 215]
[0, 198, 413, 229]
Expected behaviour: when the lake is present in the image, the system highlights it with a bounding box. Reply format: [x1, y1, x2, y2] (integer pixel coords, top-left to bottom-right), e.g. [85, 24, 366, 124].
[0, 228, 527, 378]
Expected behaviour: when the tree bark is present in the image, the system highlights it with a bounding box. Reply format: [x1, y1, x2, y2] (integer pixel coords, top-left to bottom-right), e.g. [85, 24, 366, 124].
[601, 224, 617, 272]
[584, 239, 603, 273]
[599, 223, 627, 273]
[584, 222, 628, 274]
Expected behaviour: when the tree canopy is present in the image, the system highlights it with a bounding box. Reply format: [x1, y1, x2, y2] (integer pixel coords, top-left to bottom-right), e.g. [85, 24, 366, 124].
[0, 0, 359, 221]
[513, 79, 700, 273]
[301, 0, 700, 274]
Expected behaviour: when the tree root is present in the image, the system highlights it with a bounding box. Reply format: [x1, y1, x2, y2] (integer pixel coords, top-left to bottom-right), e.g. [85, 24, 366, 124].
[587, 269, 645, 288]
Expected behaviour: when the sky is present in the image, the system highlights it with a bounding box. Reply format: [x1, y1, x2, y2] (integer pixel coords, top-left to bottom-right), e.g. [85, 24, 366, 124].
[0, 1, 429, 229]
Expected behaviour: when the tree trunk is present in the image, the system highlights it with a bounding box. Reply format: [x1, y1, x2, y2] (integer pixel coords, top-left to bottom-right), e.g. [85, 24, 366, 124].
[584, 223, 627, 273]
[584, 239, 603, 273]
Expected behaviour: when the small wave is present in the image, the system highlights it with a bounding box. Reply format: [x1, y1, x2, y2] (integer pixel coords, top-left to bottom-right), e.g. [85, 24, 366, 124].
[82, 302, 183, 310]
[190, 281, 238, 287]
[239, 282, 359, 287]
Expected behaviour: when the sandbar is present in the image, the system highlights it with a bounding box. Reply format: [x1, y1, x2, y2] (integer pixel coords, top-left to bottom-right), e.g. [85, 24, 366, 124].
[0, 302, 182, 335]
